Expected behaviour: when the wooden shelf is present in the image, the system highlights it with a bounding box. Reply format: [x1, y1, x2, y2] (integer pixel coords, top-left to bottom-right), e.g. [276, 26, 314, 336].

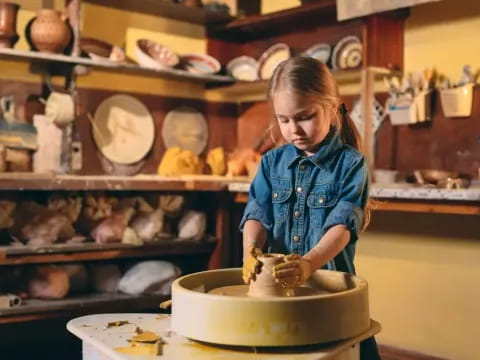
[0, 48, 234, 84]
[85, 0, 234, 25]
[0, 239, 216, 265]
[0, 293, 168, 324]
[0, 174, 251, 191]
[208, 0, 336, 40]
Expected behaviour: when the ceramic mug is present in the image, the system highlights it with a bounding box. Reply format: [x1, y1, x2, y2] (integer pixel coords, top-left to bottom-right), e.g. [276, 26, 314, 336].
[45, 92, 74, 126]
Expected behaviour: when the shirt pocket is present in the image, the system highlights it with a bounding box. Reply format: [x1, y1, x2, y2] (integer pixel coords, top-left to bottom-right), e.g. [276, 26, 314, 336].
[307, 183, 339, 230]
[271, 177, 292, 224]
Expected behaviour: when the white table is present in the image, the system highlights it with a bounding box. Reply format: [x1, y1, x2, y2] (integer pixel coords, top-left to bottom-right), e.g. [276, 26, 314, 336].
[67, 313, 380, 360]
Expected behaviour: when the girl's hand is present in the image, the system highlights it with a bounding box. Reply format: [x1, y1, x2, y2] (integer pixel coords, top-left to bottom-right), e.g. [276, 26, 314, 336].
[272, 254, 312, 287]
[242, 246, 263, 284]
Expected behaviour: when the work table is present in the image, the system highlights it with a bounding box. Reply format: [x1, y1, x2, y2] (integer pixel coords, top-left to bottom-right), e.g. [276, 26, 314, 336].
[67, 313, 381, 360]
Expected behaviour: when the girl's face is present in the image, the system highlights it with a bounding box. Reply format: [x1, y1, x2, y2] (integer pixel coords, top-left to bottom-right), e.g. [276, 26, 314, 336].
[273, 90, 333, 156]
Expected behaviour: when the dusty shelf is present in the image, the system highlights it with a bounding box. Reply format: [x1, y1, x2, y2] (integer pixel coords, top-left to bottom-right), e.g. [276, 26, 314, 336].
[0, 48, 234, 84]
[0, 239, 216, 265]
[0, 174, 251, 191]
[0, 293, 169, 324]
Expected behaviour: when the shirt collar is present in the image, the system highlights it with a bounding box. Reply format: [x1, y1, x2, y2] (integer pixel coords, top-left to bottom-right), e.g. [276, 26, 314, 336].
[286, 128, 343, 168]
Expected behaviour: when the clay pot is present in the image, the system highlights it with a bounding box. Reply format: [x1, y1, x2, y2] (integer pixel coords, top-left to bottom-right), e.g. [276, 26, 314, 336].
[182, 0, 202, 8]
[248, 253, 295, 297]
[30, 9, 71, 54]
[0, 2, 19, 48]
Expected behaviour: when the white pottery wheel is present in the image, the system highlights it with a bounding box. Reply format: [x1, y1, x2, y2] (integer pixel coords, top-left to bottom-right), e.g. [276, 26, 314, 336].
[171, 268, 370, 346]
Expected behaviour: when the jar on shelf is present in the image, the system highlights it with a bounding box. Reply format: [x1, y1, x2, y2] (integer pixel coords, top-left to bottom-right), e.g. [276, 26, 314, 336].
[0, 2, 19, 48]
[29, 9, 71, 54]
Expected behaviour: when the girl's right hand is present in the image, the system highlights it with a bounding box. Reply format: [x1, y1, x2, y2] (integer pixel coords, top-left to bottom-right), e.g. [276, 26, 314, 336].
[242, 246, 263, 284]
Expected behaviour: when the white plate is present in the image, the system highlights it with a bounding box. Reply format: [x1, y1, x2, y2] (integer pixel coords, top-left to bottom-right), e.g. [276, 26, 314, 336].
[92, 95, 155, 165]
[162, 106, 208, 155]
[303, 43, 331, 64]
[331, 35, 362, 71]
[258, 43, 291, 80]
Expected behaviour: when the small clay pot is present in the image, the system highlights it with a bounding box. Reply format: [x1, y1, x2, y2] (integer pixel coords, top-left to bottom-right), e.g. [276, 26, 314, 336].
[182, 0, 202, 8]
[248, 253, 295, 297]
[29, 9, 71, 54]
[0, 2, 19, 48]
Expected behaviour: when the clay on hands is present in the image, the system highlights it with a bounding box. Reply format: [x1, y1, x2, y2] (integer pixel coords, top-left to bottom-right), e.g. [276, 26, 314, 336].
[272, 254, 312, 287]
[242, 246, 262, 284]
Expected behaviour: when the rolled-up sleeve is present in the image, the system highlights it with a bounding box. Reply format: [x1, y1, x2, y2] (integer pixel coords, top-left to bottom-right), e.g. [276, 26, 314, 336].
[322, 156, 369, 242]
[239, 155, 273, 232]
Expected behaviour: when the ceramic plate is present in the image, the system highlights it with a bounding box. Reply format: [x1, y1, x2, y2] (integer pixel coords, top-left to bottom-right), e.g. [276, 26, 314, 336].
[258, 43, 291, 80]
[181, 53, 221, 75]
[80, 37, 125, 62]
[226, 56, 259, 81]
[135, 39, 179, 69]
[303, 43, 331, 64]
[331, 36, 362, 71]
[162, 106, 208, 155]
[92, 94, 155, 165]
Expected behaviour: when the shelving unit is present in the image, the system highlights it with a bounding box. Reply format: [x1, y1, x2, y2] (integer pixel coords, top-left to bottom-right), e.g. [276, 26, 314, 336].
[0, 293, 168, 324]
[0, 238, 216, 265]
[0, 48, 234, 84]
[0, 174, 249, 191]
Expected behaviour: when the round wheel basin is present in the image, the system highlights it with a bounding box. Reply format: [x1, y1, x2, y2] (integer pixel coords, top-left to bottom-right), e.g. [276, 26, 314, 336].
[171, 268, 370, 346]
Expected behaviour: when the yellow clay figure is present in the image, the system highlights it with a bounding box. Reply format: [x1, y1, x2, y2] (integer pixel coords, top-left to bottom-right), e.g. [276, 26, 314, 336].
[206, 147, 226, 175]
[157, 146, 203, 176]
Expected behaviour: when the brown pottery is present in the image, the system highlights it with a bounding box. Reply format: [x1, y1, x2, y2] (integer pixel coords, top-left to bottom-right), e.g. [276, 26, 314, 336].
[248, 253, 295, 297]
[30, 9, 71, 54]
[0, 2, 19, 48]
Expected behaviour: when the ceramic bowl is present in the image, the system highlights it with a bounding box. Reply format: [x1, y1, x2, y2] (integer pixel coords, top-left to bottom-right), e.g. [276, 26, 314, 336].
[226, 56, 259, 81]
[181, 53, 221, 75]
[258, 43, 291, 80]
[303, 43, 331, 64]
[135, 39, 179, 69]
[331, 36, 362, 71]
[80, 37, 125, 62]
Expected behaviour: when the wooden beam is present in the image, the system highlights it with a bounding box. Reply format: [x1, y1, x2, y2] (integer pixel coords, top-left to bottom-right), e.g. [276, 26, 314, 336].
[373, 201, 480, 215]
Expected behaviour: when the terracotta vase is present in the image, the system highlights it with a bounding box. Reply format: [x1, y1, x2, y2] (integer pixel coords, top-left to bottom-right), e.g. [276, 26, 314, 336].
[0, 2, 19, 48]
[30, 9, 71, 54]
[248, 254, 295, 297]
[182, 0, 202, 8]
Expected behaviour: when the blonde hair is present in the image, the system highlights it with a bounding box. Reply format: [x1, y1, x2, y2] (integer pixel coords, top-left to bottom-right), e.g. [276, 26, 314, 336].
[268, 56, 371, 230]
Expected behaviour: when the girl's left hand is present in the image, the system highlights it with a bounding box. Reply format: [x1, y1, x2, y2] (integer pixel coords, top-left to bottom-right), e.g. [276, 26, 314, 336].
[272, 254, 312, 287]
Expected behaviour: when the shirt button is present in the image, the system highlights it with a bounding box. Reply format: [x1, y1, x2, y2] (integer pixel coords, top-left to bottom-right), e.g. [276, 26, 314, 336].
[293, 235, 300, 242]
[318, 197, 325, 204]
[294, 211, 301, 218]
[296, 186, 303, 193]
[299, 164, 306, 171]
[273, 192, 278, 199]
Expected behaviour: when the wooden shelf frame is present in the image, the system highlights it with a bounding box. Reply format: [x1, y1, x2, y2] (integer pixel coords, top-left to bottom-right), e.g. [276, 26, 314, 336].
[84, 0, 234, 25]
[0, 293, 168, 324]
[0, 239, 216, 265]
[0, 174, 250, 191]
[0, 48, 234, 84]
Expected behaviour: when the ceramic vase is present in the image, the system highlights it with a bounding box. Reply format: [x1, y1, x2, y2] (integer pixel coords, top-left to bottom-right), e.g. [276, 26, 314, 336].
[248, 254, 295, 297]
[0, 2, 19, 48]
[30, 9, 71, 54]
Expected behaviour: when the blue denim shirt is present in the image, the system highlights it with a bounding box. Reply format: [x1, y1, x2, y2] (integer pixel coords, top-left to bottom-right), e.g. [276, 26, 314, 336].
[240, 129, 369, 274]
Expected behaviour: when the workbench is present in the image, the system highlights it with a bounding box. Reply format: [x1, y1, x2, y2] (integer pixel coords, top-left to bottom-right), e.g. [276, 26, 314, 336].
[67, 313, 381, 360]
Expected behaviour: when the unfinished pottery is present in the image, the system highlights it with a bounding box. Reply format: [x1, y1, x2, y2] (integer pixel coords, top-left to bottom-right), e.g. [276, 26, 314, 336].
[247, 253, 294, 297]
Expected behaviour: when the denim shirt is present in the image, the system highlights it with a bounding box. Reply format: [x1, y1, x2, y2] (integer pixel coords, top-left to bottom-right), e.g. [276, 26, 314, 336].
[240, 129, 369, 274]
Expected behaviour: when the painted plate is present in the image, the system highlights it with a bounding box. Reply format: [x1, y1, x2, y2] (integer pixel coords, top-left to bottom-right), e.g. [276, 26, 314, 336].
[161, 106, 208, 155]
[258, 43, 291, 80]
[181, 53, 221, 75]
[303, 43, 331, 64]
[331, 36, 362, 71]
[92, 95, 155, 165]
[226, 56, 259, 81]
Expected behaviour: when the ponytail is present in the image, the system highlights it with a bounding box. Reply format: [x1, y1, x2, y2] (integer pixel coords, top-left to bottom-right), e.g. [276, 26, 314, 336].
[338, 103, 362, 151]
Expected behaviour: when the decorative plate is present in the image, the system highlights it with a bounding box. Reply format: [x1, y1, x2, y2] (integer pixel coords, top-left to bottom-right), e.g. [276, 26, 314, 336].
[226, 56, 259, 81]
[181, 53, 221, 75]
[80, 37, 125, 62]
[303, 43, 331, 64]
[92, 94, 155, 165]
[258, 43, 291, 80]
[135, 39, 179, 69]
[161, 106, 208, 155]
[331, 36, 362, 71]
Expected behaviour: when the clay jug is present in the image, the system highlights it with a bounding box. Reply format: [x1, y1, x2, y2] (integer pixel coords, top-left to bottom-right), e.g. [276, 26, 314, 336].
[0, 2, 19, 48]
[248, 254, 295, 297]
[30, 9, 71, 54]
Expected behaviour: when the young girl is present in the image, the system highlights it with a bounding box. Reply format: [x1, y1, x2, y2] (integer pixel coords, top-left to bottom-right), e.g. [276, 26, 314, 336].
[240, 56, 379, 359]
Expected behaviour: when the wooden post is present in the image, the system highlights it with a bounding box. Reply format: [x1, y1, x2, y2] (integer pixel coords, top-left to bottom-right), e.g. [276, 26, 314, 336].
[361, 67, 375, 179]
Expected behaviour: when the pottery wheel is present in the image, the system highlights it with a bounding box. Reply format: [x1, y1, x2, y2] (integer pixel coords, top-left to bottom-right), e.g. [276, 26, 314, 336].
[171, 268, 371, 347]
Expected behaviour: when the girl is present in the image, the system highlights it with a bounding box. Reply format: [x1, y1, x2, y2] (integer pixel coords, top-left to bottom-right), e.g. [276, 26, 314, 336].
[240, 56, 379, 359]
